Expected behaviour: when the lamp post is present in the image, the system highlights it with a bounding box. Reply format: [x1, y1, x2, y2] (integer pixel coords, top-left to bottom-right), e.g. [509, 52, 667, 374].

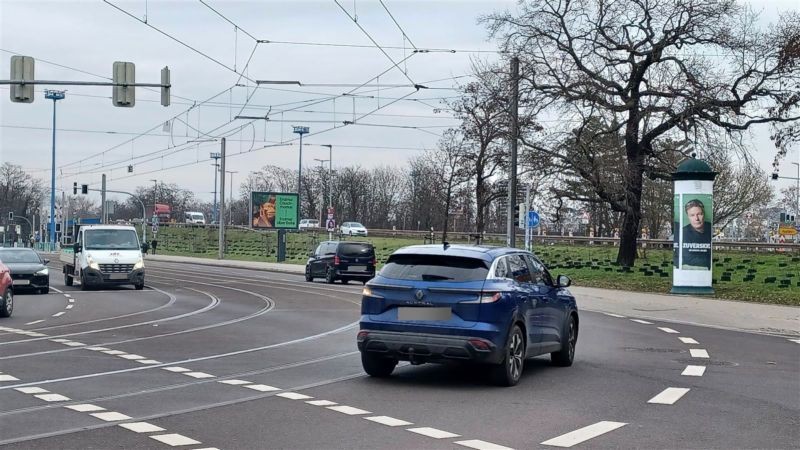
[321, 145, 333, 239]
[210, 152, 221, 223]
[313, 158, 329, 225]
[150, 179, 158, 219]
[226, 170, 237, 225]
[293, 126, 310, 197]
[45, 89, 65, 245]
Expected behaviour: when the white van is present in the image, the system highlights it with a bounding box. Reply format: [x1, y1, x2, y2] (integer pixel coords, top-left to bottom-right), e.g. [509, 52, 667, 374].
[60, 225, 145, 290]
[185, 211, 206, 224]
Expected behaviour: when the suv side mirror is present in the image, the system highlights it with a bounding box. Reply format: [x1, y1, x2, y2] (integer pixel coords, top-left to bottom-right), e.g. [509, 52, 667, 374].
[43, 259, 50, 265]
[556, 274, 571, 288]
[73, 242, 82, 253]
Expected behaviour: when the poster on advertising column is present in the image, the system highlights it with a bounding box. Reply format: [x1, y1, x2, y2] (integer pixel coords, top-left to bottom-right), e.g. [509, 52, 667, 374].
[250, 192, 299, 230]
[674, 193, 713, 270]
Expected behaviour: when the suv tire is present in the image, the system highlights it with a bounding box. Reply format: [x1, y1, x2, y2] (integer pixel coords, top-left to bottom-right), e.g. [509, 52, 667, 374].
[0, 288, 13, 318]
[551, 315, 577, 367]
[305, 266, 313, 282]
[361, 352, 397, 377]
[326, 268, 336, 284]
[491, 324, 525, 386]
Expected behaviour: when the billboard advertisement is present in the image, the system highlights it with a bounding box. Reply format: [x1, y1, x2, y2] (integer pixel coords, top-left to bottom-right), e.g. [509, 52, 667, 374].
[250, 192, 299, 230]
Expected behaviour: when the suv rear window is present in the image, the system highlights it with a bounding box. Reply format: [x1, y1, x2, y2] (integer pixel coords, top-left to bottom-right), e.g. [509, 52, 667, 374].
[380, 254, 489, 282]
[338, 243, 374, 257]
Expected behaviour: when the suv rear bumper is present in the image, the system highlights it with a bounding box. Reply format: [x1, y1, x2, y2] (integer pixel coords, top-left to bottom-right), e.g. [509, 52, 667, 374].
[357, 329, 502, 364]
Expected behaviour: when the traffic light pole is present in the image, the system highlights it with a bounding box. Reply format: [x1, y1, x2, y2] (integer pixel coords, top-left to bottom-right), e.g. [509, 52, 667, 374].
[506, 57, 520, 248]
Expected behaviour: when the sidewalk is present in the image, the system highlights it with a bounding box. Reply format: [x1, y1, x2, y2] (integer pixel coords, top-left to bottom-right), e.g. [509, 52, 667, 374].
[146, 254, 800, 338]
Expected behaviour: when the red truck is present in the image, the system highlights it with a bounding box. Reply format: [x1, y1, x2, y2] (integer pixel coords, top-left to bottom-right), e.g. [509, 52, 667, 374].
[153, 203, 172, 223]
[0, 262, 13, 317]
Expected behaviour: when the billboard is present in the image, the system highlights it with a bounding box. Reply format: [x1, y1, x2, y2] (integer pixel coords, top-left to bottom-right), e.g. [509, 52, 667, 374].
[250, 192, 299, 229]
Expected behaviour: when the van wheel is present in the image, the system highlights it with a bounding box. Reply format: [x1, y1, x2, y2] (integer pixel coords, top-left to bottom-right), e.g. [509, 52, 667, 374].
[341, 278, 349, 285]
[0, 289, 13, 318]
[134, 283, 145, 290]
[64, 273, 73, 286]
[80, 273, 90, 291]
[361, 352, 397, 377]
[305, 266, 313, 282]
[326, 268, 336, 284]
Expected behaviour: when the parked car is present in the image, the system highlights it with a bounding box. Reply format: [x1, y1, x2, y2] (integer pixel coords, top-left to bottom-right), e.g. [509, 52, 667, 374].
[299, 219, 320, 230]
[305, 241, 376, 284]
[0, 261, 12, 317]
[0, 248, 50, 294]
[357, 244, 579, 386]
[340, 222, 368, 236]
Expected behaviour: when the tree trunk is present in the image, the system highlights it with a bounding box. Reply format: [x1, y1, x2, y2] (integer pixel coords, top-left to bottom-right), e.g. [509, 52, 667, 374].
[442, 187, 451, 244]
[617, 119, 645, 267]
[475, 175, 486, 234]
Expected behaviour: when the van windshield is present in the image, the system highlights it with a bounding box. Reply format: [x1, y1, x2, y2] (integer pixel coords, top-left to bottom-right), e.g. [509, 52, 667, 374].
[190, 214, 204, 220]
[84, 229, 140, 250]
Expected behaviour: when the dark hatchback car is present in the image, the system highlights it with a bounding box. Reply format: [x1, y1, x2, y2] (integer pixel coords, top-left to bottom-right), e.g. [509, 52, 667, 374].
[357, 244, 578, 386]
[305, 241, 376, 285]
[0, 248, 50, 294]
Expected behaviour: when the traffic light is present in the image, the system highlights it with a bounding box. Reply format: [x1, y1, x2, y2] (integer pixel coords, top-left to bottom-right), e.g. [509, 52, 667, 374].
[771, 173, 779, 180]
[7, 212, 13, 220]
[161, 66, 170, 107]
[10, 55, 34, 103]
[73, 182, 78, 195]
[81, 184, 89, 195]
[112, 61, 135, 107]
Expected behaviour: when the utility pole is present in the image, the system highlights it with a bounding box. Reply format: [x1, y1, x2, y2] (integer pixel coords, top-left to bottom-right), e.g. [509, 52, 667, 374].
[226, 170, 237, 225]
[321, 144, 333, 239]
[314, 158, 329, 225]
[45, 89, 64, 244]
[101, 174, 107, 224]
[218, 139, 226, 259]
[293, 126, 310, 196]
[507, 57, 520, 248]
[210, 152, 221, 223]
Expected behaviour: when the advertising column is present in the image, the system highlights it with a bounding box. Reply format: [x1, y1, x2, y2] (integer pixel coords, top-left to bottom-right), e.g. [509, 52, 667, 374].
[671, 156, 718, 295]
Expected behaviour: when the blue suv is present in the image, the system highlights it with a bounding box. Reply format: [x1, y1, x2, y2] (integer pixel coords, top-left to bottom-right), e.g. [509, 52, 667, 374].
[357, 244, 578, 386]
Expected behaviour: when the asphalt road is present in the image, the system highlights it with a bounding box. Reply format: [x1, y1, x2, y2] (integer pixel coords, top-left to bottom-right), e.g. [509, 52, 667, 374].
[1, 261, 797, 449]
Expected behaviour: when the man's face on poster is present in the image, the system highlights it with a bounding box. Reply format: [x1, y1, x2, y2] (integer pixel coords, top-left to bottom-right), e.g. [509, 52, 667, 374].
[687, 206, 704, 231]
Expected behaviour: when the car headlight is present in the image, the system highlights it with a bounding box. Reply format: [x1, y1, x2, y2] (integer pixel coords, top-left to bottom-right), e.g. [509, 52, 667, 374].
[133, 258, 144, 270]
[87, 254, 99, 270]
[36, 267, 49, 276]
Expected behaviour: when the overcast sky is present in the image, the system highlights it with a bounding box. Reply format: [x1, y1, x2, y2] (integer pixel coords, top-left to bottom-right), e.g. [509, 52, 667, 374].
[1, 0, 798, 205]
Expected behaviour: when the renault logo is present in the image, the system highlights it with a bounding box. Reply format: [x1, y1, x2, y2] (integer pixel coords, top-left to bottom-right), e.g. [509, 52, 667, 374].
[114, 258, 119, 263]
[415, 290, 424, 301]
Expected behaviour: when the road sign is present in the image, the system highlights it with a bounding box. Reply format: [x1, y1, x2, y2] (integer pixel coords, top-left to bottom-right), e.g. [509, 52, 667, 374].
[778, 224, 797, 236]
[151, 215, 158, 225]
[326, 219, 336, 232]
[527, 211, 540, 228]
[152, 224, 159, 234]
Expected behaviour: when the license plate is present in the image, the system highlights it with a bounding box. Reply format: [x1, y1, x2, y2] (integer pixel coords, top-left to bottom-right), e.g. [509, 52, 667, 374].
[109, 273, 128, 280]
[397, 307, 451, 321]
[12, 279, 30, 285]
[348, 265, 367, 271]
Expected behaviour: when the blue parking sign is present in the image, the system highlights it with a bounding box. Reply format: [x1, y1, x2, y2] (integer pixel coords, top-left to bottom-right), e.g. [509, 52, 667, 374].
[527, 211, 540, 228]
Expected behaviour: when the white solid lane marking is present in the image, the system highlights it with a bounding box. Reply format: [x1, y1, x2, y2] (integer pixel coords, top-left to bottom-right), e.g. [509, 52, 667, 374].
[540, 421, 627, 447]
[25, 320, 45, 325]
[365, 416, 412, 427]
[192, 448, 220, 450]
[603, 313, 626, 318]
[119, 422, 166, 433]
[0, 374, 21, 382]
[277, 392, 313, 400]
[35, 393, 71, 402]
[68, 298, 74, 302]
[455, 439, 514, 450]
[218, 379, 251, 385]
[149, 433, 201, 446]
[630, 319, 653, 324]
[66, 305, 73, 309]
[326, 405, 371, 415]
[244, 384, 280, 392]
[86, 347, 110, 351]
[789, 339, 800, 344]
[407, 427, 461, 439]
[91, 411, 132, 422]
[682, 365, 706, 377]
[679, 337, 699, 344]
[184, 372, 215, 379]
[162, 367, 191, 373]
[52, 312, 65, 317]
[102, 350, 126, 355]
[24, 332, 47, 337]
[63, 342, 85, 347]
[658, 327, 679, 334]
[307, 400, 338, 406]
[51, 338, 71, 343]
[63, 293, 70, 297]
[137, 359, 161, 364]
[119, 354, 146, 360]
[648, 387, 690, 405]
[64, 404, 106, 412]
[15, 387, 48, 394]
[690, 349, 710, 358]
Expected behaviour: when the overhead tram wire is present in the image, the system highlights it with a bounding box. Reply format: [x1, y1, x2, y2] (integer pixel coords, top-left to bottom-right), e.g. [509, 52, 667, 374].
[198, 0, 259, 42]
[256, 39, 502, 54]
[379, 0, 417, 50]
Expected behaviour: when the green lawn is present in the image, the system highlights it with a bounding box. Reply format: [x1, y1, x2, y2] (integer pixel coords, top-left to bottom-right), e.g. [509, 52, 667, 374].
[155, 227, 799, 305]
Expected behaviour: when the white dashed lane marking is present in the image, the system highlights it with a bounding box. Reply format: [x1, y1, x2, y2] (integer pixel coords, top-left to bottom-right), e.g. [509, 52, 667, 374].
[102, 350, 126, 355]
[0, 374, 20, 382]
[64, 404, 106, 412]
[118, 422, 166, 433]
[681, 365, 706, 377]
[648, 387, 690, 405]
[365, 416, 412, 426]
[244, 384, 279, 392]
[91, 411, 132, 422]
[540, 421, 627, 447]
[119, 354, 146, 360]
[63, 342, 85, 347]
[137, 359, 161, 364]
[15, 387, 48, 394]
[86, 347, 110, 351]
[149, 433, 201, 447]
[277, 392, 313, 400]
[689, 349, 710, 358]
[184, 372, 215, 379]
[25, 320, 45, 325]
[52, 312, 65, 317]
[66, 305, 74, 309]
[326, 405, 370, 415]
[657, 327, 679, 333]
[789, 339, 800, 344]
[50, 338, 71, 343]
[218, 379, 251, 385]
[678, 337, 699, 344]
[307, 400, 338, 406]
[455, 439, 515, 450]
[630, 319, 653, 324]
[162, 367, 191, 373]
[35, 393, 71, 402]
[603, 313, 626, 318]
[407, 427, 461, 439]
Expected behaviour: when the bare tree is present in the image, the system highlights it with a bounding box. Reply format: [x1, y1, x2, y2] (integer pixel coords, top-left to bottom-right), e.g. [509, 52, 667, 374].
[486, 0, 800, 265]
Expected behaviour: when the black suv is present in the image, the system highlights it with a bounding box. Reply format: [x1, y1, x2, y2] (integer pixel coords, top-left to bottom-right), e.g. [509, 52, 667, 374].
[305, 241, 376, 284]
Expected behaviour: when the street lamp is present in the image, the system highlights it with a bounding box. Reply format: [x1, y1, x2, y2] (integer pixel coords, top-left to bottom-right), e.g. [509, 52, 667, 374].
[44, 89, 65, 245]
[150, 179, 158, 218]
[314, 158, 329, 225]
[210, 152, 222, 223]
[226, 170, 237, 225]
[293, 126, 310, 196]
[321, 145, 334, 239]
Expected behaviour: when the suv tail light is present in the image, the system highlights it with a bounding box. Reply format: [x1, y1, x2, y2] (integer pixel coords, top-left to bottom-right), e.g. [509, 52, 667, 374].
[480, 292, 502, 303]
[371, 257, 377, 265]
[334, 255, 341, 265]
